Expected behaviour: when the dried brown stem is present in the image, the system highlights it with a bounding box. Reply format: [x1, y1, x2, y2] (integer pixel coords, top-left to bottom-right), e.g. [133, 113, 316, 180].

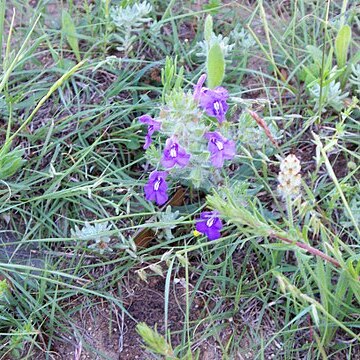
[248, 110, 279, 148]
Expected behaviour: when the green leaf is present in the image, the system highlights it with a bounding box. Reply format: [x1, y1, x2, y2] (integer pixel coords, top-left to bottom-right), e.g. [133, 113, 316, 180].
[124, 136, 141, 150]
[311, 304, 320, 327]
[324, 47, 333, 75]
[174, 65, 184, 90]
[299, 64, 318, 84]
[335, 25, 351, 69]
[0, 146, 26, 180]
[203, 0, 221, 15]
[62, 10, 81, 62]
[206, 42, 225, 88]
[204, 14, 213, 43]
[176, 253, 190, 267]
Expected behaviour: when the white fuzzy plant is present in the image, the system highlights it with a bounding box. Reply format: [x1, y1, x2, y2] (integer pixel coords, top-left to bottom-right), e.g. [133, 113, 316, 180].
[309, 78, 348, 113]
[196, 32, 234, 59]
[349, 64, 360, 94]
[71, 221, 138, 257]
[110, 1, 152, 53]
[71, 221, 113, 254]
[196, 23, 255, 59]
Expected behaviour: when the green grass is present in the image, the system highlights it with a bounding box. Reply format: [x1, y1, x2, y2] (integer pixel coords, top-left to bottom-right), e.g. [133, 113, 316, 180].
[0, 0, 359, 359]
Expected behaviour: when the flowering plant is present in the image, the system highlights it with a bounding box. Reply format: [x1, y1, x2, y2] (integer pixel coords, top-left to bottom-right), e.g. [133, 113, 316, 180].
[137, 16, 234, 241]
[138, 16, 272, 241]
[140, 71, 236, 214]
[137, 15, 283, 241]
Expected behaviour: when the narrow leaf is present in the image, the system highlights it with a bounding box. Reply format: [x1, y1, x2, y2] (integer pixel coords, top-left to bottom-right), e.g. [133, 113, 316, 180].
[335, 25, 351, 69]
[62, 10, 81, 62]
[0, 147, 25, 180]
[207, 42, 225, 88]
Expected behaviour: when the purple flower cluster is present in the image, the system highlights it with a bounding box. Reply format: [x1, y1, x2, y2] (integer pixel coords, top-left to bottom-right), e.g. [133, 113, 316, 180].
[195, 74, 235, 168]
[195, 211, 223, 240]
[142, 135, 191, 206]
[140, 73, 236, 233]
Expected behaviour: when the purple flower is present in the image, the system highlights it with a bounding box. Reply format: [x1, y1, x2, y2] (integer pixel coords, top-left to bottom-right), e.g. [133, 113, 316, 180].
[193, 74, 207, 101]
[161, 137, 191, 169]
[139, 115, 161, 149]
[195, 211, 223, 240]
[144, 171, 169, 206]
[194, 74, 229, 123]
[198, 86, 229, 123]
[205, 131, 236, 168]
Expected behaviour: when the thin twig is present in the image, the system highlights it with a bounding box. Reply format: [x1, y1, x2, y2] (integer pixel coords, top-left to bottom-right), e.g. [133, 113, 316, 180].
[270, 233, 341, 268]
[247, 110, 279, 148]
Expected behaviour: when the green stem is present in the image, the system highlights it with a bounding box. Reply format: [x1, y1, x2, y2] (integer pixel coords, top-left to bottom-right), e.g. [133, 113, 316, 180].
[0, 14, 41, 94]
[0, 0, 5, 62]
[316, 0, 331, 123]
[5, 60, 87, 145]
[184, 243, 191, 354]
[339, 0, 349, 28]
[286, 196, 294, 228]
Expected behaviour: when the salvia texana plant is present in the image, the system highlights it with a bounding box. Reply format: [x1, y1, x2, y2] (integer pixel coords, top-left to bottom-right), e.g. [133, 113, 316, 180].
[230, 24, 256, 51]
[140, 72, 236, 202]
[196, 14, 234, 59]
[236, 112, 280, 151]
[138, 15, 234, 240]
[155, 206, 185, 241]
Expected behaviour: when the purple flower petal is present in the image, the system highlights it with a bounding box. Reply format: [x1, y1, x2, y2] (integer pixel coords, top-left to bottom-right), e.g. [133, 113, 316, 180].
[139, 115, 161, 150]
[144, 171, 169, 206]
[206, 229, 221, 241]
[161, 137, 191, 169]
[194, 74, 207, 101]
[205, 131, 236, 168]
[195, 220, 209, 234]
[155, 190, 168, 206]
[198, 87, 229, 123]
[139, 115, 153, 125]
[144, 134, 152, 149]
[195, 211, 223, 240]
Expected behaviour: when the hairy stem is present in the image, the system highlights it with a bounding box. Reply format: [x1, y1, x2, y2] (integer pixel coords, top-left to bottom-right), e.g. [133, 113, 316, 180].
[270, 233, 341, 269]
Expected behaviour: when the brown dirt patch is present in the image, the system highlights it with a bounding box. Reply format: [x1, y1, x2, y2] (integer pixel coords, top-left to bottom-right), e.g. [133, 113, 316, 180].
[28, 275, 191, 359]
